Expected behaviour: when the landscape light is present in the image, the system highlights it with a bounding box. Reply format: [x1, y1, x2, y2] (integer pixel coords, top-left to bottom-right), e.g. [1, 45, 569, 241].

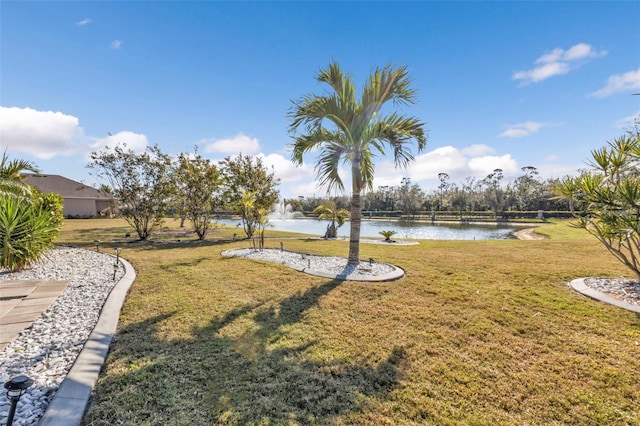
[113, 248, 121, 280]
[94, 240, 100, 252]
[4, 375, 34, 426]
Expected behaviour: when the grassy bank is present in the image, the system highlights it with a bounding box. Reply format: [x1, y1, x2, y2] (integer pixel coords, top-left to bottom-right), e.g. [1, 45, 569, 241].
[57, 219, 640, 425]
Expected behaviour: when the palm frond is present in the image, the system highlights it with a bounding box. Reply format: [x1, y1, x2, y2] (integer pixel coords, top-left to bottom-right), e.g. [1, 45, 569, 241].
[315, 143, 347, 193]
[290, 128, 343, 165]
[1, 149, 40, 179]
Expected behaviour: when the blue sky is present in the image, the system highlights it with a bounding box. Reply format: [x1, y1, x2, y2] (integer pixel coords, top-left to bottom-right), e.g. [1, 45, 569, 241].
[2, 1, 639, 199]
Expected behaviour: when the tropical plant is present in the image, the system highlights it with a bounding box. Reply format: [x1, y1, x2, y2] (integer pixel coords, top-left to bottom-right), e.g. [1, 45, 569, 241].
[313, 201, 350, 238]
[289, 62, 427, 264]
[88, 144, 175, 240]
[174, 150, 223, 240]
[0, 149, 39, 198]
[379, 230, 396, 241]
[555, 132, 640, 279]
[219, 154, 280, 238]
[0, 191, 63, 271]
[0, 152, 63, 271]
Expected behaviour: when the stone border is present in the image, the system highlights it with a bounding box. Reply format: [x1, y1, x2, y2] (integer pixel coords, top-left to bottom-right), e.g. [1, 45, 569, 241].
[569, 278, 640, 314]
[39, 256, 136, 426]
[289, 261, 405, 282]
[221, 249, 405, 282]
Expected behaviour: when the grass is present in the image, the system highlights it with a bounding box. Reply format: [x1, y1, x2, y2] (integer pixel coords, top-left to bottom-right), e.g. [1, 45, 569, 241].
[56, 218, 640, 425]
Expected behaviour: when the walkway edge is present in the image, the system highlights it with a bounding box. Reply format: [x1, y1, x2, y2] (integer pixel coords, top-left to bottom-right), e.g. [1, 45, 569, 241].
[39, 257, 136, 426]
[569, 278, 640, 314]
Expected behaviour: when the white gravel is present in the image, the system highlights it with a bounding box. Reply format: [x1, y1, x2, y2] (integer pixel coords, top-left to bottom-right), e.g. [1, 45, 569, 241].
[0, 247, 124, 426]
[222, 248, 396, 277]
[583, 277, 640, 306]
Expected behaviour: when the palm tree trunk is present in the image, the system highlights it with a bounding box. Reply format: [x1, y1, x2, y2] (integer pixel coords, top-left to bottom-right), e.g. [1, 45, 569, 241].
[348, 162, 362, 265]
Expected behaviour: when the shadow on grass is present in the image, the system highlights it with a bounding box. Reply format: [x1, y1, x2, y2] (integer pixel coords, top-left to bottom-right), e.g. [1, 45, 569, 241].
[85, 280, 406, 425]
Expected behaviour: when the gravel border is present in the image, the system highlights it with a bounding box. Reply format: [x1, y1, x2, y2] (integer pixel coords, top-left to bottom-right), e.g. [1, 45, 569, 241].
[221, 248, 405, 281]
[0, 247, 126, 426]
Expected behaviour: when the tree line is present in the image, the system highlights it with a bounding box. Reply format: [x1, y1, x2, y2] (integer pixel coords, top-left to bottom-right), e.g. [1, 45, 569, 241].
[288, 167, 570, 219]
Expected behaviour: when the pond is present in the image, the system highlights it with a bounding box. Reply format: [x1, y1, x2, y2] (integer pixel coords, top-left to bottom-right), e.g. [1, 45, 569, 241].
[219, 218, 519, 240]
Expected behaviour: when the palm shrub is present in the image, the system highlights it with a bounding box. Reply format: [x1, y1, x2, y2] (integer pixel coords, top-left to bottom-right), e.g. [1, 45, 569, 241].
[379, 230, 397, 241]
[556, 132, 640, 279]
[0, 191, 63, 272]
[313, 201, 350, 238]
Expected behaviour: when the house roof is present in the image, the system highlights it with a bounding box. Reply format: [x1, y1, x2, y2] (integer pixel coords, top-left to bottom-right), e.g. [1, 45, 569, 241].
[23, 174, 110, 200]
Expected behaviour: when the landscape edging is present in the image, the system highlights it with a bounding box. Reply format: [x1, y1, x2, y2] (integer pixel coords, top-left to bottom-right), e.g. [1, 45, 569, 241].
[569, 278, 640, 314]
[38, 256, 136, 426]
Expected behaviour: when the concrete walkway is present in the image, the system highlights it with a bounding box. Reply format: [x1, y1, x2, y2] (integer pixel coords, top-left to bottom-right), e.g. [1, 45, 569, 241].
[0, 280, 69, 351]
[38, 257, 136, 426]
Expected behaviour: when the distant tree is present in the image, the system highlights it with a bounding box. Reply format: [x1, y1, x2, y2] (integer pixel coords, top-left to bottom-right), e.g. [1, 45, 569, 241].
[481, 169, 505, 215]
[396, 177, 425, 215]
[289, 62, 427, 264]
[88, 144, 174, 240]
[219, 154, 280, 238]
[556, 132, 640, 279]
[509, 166, 544, 211]
[313, 201, 350, 238]
[448, 182, 470, 218]
[437, 173, 450, 210]
[174, 149, 223, 240]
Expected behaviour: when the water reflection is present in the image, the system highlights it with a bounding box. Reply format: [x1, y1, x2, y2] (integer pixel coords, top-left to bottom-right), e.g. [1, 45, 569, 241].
[219, 218, 517, 240]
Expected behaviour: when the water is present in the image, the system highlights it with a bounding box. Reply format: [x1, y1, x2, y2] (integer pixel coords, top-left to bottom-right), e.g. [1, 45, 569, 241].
[218, 218, 517, 240]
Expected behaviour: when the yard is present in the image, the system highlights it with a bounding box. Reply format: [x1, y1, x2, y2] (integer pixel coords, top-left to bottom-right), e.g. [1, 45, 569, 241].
[58, 219, 640, 425]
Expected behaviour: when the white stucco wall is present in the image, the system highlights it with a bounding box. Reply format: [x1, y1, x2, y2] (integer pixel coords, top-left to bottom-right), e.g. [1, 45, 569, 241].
[63, 198, 97, 217]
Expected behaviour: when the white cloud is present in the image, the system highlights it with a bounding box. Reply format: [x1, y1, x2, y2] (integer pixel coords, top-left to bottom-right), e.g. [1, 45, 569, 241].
[89, 131, 149, 157]
[498, 121, 552, 138]
[616, 111, 640, 129]
[461, 144, 495, 157]
[591, 67, 640, 98]
[512, 43, 607, 86]
[202, 132, 260, 155]
[0, 106, 83, 159]
[76, 18, 92, 26]
[258, 152, 314, 184]
[468, 155, 519, 176]
[111, 40, 122, 50]
[288, 181, 326, 199]
[370, 145, 519, 191]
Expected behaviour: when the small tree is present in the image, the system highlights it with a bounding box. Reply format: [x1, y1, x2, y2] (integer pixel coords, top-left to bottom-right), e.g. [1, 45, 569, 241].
[174, 150, 222, 240]
[88, 144, 174, 240]
[219, 154, 280, 238]
[313, 201, 350, 238]
[556, 132, 640, 279]
[289, 62, 427, 264]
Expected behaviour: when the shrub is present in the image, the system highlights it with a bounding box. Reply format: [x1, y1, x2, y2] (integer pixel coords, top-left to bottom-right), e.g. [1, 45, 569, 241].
[379, 230, 397, 241]
[556, 132, 640, 279]
[0, 192, 63, 271]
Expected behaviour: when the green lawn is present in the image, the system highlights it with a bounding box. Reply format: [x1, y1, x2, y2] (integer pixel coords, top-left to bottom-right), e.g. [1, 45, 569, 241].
[59, 219, 640, 425]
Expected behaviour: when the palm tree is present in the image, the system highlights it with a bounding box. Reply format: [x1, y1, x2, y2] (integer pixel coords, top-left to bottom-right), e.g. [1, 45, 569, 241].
[313, 201, 350, 239]
[289, 62, 427, 264]
[0, 149, 40, 198]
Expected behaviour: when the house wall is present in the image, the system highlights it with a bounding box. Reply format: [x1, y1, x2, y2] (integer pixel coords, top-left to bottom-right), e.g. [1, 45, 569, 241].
[63, 198, 97, 217]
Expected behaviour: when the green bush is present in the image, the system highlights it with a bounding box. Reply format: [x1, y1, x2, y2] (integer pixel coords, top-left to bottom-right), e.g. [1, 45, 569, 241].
[0, 191, 63, 271]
